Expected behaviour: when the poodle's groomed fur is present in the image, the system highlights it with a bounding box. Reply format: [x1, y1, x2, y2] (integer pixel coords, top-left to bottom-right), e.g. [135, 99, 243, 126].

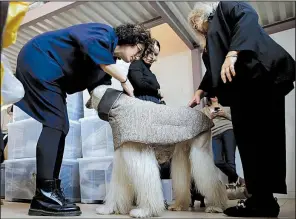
[96, 130, 228, 218]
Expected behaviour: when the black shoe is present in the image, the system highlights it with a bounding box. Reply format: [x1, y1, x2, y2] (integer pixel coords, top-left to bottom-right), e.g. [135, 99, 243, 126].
[54, 179, 77, 206]
[28, 179, 81, 216]
[224, 197, 280, 217]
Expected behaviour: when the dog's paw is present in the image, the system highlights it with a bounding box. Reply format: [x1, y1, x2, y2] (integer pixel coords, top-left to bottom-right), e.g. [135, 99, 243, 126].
[205, 206, 223, 213]
[168, 204, 189, 211]
[129, 208, 151, 218]
[96, 205, 115, 215]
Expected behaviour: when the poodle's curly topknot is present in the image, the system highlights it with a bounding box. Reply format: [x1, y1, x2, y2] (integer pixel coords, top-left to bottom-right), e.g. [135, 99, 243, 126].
[114, 23, 151, 46]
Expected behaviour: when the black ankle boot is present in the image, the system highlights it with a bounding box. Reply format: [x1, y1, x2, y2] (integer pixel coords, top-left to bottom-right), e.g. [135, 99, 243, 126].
[54, 179, 77, 206]
[28, 179, 81, 216]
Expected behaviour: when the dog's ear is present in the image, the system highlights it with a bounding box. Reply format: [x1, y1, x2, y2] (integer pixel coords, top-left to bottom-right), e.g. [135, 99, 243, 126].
[85, 97, 93, 109]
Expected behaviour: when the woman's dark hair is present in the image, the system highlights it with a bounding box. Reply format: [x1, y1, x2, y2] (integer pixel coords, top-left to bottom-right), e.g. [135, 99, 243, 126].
[142, 38, 160, 58]
[114, 23, 151, 46]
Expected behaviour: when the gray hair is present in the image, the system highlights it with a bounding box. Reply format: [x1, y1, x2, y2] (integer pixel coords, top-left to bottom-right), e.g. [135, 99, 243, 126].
[188, 2, 219, 26]
[188, 2, 218, 49]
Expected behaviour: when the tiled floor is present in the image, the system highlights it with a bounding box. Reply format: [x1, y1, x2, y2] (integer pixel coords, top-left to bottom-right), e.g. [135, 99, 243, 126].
[1, 199, 295, 218]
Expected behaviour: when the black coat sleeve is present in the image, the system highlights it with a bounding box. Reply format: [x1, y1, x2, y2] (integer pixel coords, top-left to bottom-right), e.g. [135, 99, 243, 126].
[198, 71, 211, 92]
[222, 2, 263, 57]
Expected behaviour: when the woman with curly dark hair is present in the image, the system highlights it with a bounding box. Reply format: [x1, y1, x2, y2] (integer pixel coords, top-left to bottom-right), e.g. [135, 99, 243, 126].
[14, 22, 150, 217]
[128, 38, 162, 104]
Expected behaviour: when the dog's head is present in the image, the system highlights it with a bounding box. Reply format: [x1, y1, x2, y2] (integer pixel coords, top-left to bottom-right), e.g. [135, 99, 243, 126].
[85, 85, 112, 111]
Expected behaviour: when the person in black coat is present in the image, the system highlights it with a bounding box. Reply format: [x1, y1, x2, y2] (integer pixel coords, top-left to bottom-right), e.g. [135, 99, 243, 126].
[128, 38, 163, 104]
[13, 23, 150, 216]
[188, 2, 295, 217]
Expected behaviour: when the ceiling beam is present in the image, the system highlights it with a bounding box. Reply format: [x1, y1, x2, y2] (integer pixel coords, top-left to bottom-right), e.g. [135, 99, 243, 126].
[141, 16, 164, 29]
[20, 2, 84, 29]
[263, 17, 295, 34]
[149, 1, 195, 50]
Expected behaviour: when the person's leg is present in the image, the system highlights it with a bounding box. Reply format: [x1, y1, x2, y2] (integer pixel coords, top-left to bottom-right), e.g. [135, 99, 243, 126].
[30, 125, 81, 216]
[53, 132, 66, 179]
[224, 66, 285, 217]
[36, 126, 64, 181]
[222, 129, 239, 183]
[212, 134, 237, 180]
[222, 129, 248, 199]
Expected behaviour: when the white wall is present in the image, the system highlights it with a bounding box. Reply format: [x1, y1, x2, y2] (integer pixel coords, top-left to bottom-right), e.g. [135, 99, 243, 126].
[270, 28, 295, 198]
[151, 50, 194, 107]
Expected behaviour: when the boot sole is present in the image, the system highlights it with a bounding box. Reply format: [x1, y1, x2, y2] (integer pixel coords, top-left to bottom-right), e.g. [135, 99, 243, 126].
[28, 209, 82, 216]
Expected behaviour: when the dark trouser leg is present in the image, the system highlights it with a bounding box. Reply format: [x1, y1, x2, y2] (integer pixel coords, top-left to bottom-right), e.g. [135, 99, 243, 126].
[53, 132, 66, 179]
[222, 129, 238, 183]
[231, 91, 286, 196]
[213, 134, 238, 183]
[36, 126, 65, 181]
[223, 59, 285, 217]
[225, 89, 284, 216]
[31, 125, 81, 216]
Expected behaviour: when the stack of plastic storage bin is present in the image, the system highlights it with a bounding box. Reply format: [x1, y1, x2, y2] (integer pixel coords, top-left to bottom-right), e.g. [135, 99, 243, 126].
[4, 92, 84, 203]
[78, 60, 129, 204]
[78, 89, 115, 204]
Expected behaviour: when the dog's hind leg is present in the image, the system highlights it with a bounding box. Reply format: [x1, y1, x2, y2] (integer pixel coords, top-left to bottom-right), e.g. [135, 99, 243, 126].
[168, 142, 191, 211]
[122, 143, 165, 218]
[96, 148, 134, 215]
[190, 130, 228, 213]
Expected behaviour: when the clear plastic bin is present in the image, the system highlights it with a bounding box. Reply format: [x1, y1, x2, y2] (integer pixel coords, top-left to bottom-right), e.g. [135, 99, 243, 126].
[66, 92, 84, 121]
[78, 156, 113, 203]
[80, 117, 114, 158]
[4, 158, 80, 202]
[8, 118, 82, 159]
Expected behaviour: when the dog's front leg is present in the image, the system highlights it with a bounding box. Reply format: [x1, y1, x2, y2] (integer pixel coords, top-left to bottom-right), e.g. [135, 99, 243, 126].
[96, 149, 134, 215]
[169, 142, 191, 211]
[122, 143, 165, 218]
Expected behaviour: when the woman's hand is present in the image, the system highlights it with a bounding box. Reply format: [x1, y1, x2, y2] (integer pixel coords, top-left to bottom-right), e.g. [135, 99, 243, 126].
[121, 79, 134, 97]
[217, 108, 226, 117]
[210, 111, 218, 119]
[188, 89, 204, 108]
[221, 51, 239, 83]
